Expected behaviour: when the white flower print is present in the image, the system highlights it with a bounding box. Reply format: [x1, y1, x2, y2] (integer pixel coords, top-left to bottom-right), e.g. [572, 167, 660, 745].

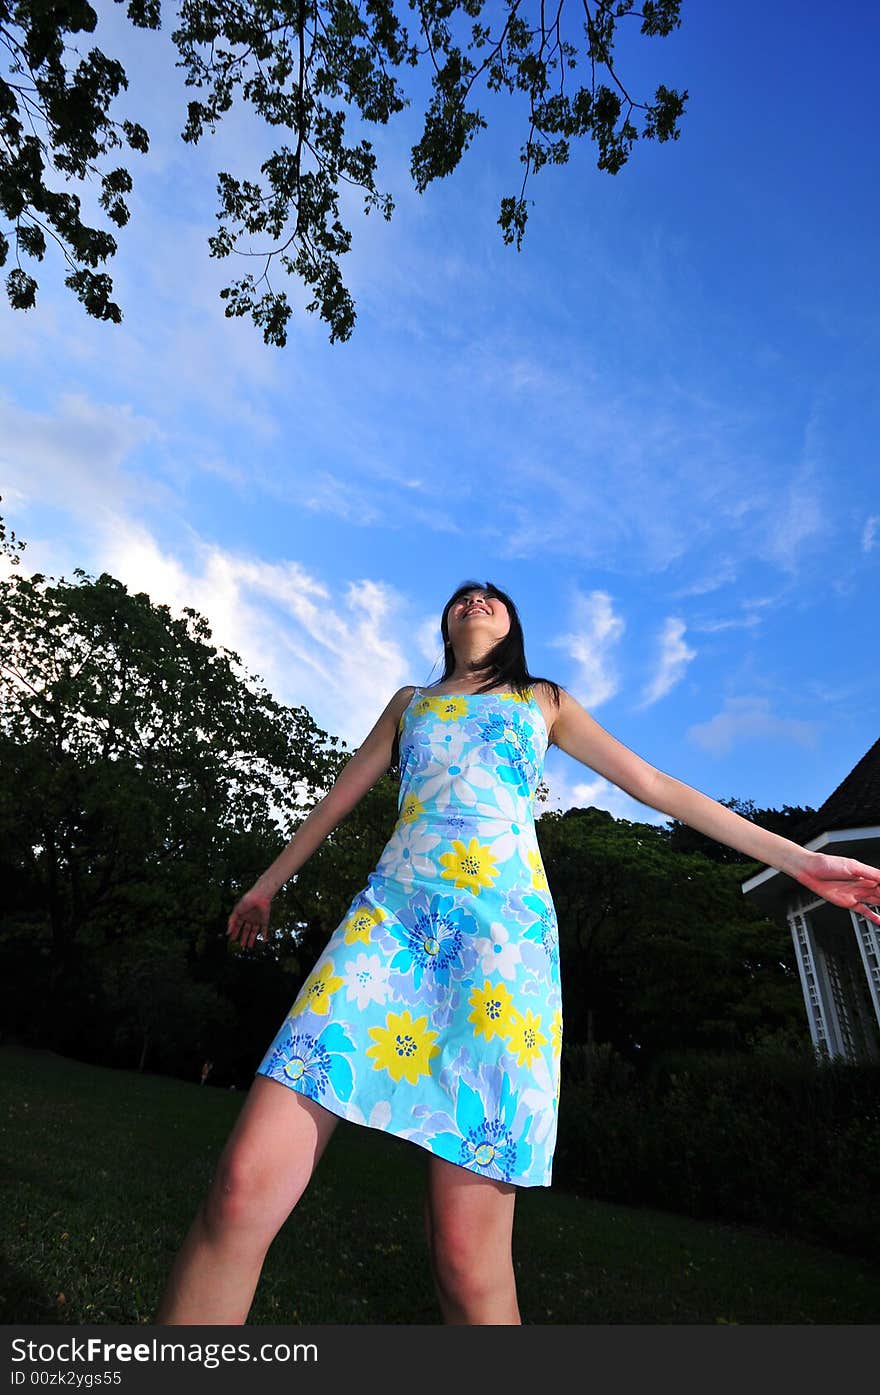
[415, 725, 497, 812]
[374, 819, 442, 891]
[342, 952, 392, 1010]
[461, 781, 528, 863]
[474, 922, 522, 980]
[520, 1053, 557, 1147]
[344, 1098, 392, 1129]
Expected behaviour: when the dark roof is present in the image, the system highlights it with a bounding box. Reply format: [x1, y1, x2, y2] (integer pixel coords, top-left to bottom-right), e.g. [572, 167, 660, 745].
[789, 735, 880, 844]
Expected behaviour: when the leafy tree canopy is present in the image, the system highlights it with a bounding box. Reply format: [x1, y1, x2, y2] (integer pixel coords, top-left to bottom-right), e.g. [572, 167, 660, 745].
[0, 494, 25, 565]
[537, 804, 804, 1056]
[0, 0, 687, 342]
[662, 795, 818, 865]
[0, 561, 347, 1016]
[0, 532, 422, 1076]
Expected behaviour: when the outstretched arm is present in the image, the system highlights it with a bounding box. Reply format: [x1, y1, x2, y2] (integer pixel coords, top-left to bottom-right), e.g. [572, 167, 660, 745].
[228, 685, 416, 947]
[549, 688, 880, 926]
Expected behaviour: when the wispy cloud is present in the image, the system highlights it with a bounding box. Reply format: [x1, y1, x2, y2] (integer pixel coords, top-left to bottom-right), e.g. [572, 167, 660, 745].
[637, 617, 697, 708]
[292, 470, 385, 526]
[0, 391, 169, 521]
[690, 614, 762, 633]
[689, 592, 786, 634]
[415, 614, 447, 678]
[427, 338, 841, 580]
[670, 561, 740, 597]
[542, 763, 668, 827]
[862, 514, 880, 552]
[3, 484, 413, 752]
[762, 460, 827, 573]
[248, 459, 463, 536]
[548, 590, 625, 708]
[688, 697, 820, 758]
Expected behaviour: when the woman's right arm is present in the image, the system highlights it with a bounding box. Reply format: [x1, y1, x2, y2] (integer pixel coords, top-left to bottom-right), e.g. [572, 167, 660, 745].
[227, 685, 415, 946]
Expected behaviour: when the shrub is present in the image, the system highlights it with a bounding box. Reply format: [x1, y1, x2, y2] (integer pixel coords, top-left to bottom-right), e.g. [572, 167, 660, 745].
[553, 1041, 880, 1262]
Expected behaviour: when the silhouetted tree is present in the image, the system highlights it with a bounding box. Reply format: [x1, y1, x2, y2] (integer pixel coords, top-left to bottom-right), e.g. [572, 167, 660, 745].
[0, 0, 688, 342]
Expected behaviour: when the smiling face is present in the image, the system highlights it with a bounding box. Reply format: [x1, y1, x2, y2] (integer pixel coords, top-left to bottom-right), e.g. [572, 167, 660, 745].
[445, 588, 511, 654]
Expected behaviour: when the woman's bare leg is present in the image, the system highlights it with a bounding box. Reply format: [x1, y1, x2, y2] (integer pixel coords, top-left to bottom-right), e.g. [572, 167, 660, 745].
[423, 1155, 520, 1324]
[155, 1076, 340, 1324]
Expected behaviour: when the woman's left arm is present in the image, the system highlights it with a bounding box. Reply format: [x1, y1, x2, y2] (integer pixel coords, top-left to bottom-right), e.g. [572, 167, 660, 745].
[549, 687, 880, 926]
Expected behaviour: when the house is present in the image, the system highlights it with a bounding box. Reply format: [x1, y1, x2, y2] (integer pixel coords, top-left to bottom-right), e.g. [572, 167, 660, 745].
[741, 736, 880, 1062]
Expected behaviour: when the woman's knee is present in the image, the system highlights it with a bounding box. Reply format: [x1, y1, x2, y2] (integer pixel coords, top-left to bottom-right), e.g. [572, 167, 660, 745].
[199, 1078, 339, 1240]
[201, 1146, 274, 1236]
[428, 1218, 512, 1306]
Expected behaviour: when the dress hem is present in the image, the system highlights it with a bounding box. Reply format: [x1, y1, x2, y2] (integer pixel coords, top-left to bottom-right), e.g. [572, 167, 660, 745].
[253, 1065, 554, 1190]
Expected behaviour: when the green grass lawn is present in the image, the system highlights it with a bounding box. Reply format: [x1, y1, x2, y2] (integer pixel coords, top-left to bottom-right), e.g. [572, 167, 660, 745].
[2, 1045, 878, 1325]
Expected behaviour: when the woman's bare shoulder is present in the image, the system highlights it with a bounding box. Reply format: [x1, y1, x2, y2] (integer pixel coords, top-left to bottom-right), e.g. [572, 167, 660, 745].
[393, 684, 420, 707]
[533, 678, 567, 705]
[531, 680, 569, 746]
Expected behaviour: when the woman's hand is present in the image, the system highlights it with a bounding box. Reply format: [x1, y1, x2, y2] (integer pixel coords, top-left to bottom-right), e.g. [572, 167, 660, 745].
[227, 887, 274, 949]
[792, 852, 880, 925]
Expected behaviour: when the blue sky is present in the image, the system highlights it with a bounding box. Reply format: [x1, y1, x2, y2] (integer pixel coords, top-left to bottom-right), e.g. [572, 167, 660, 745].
[2, 0, 878, 835]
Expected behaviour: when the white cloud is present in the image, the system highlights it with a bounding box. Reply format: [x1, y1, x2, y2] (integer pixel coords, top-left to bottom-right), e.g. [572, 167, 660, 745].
[293, 470, 385, 526]
[0, 391, 170, 520]
[762, 462, 827, 573]
[548, 589, 624, 709]
[541, 762, 667, 826]
[670, 561, 739, 597]
[0, 378, 453, 744]
[691, 614, 761, 633]
[637, 617, 697, 708]
[4, 488, 413, 754]
[687, 697, 820, 758]
[742, 595, 784, 612]
[415, 613, 447, 676]
[861, 514, 879, 552]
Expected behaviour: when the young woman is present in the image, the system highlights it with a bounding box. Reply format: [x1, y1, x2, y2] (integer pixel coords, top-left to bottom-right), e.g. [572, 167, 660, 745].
[155, 579, 880, 1326]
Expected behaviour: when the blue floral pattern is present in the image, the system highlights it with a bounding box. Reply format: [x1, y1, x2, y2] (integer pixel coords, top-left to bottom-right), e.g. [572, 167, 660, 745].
[255, 686, 563, 1187]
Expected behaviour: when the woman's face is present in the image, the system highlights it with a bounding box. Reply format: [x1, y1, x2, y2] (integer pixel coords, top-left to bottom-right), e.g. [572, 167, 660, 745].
[445, 589, 511, 652]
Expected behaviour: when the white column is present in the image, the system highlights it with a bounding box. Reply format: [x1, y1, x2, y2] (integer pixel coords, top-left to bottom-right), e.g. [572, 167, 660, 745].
[851, 908, 880, 1040]
[823, 947, 860, 1062]
[788, 904, 845, 1059]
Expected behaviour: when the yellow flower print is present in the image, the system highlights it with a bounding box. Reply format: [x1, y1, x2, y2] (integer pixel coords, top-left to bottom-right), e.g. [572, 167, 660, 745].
[468, 979, 515, 1041]
[342, 903, 387, 945]
[505, 1008, 548, 1070]
[549, 1007, 563, 1060]
[439, 837, 500, 895]
[422, 695, 469, 723]
[400, 792, 425, 825]
[525, 848, 548, 892]
[366, 1010, 440, 1085]
[290, 960, 344, 1018]
[499, 686, 533, 705]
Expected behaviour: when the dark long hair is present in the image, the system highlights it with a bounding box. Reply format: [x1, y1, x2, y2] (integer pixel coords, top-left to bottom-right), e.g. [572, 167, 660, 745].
[388, 578, 562, 777]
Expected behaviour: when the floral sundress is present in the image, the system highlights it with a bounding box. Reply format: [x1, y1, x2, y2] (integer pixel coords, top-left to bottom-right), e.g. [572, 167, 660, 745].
[255, 685, 563, 1187]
